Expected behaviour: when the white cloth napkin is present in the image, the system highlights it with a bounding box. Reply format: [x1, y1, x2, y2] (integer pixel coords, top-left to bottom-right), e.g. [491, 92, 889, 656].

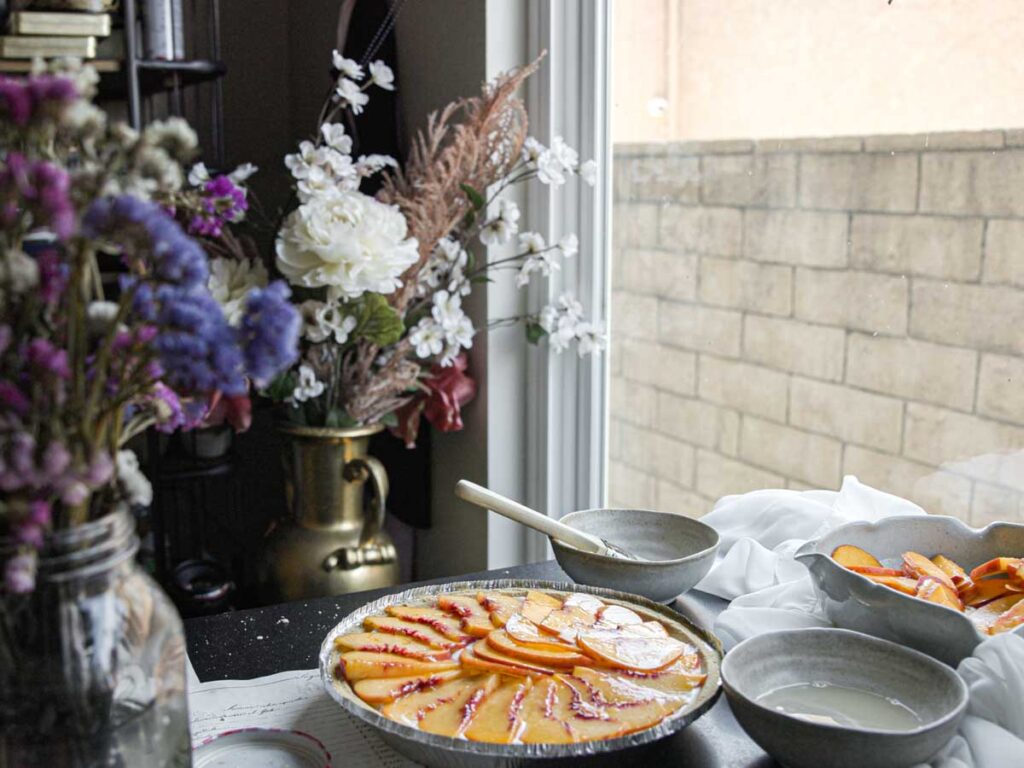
[693, 476, 1024, 768]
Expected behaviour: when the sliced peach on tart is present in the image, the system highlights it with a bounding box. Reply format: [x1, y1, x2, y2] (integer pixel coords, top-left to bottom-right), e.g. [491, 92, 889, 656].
[462, 676, 533, 743]
[384, 605, 473, 642]
[418, 674, 500, 737]
[517, 677, 578, 744]
[473, 638, 560, 675]
[915, 577, 964, 612]
[520, 590, 563, 625]
[554, 675, 647, 742]
[477, 592, 522, 627]
[503, 613, 579, 651]
[597, 604, 644, 626]
[486, 629, 591, 667]
[460, 642, 553, 678]
[437, 594, 494, 637]
[932, 555, 972, 590]
[334, 632, 452, 661]
[970, 557, 1024, 583]
[380, 673, 490, 731]
[559, 669, 680, 737]
[338, 651, 460, 681]
[903, 552, 956, 590]
[577, 628, 686, 672]
[989, 597, 1024, 635]
[351, 670, 463, 705]
[970, 593, 1024, 633]
[865, 575, 919, 596]
[831, 544, 881, 569]
[363, 615, 462, 649]
[603, 659, 706, 696]
[539, 605, 599, 644]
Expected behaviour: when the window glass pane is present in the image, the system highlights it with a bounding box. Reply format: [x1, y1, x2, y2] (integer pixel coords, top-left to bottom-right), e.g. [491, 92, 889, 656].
[609, 1, 1024, 525]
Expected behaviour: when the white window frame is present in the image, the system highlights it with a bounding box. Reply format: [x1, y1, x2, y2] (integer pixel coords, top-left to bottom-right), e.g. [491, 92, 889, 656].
[523, 0, 613, 559]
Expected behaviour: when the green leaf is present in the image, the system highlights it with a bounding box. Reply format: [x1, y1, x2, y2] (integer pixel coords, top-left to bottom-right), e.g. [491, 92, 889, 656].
[461, 209, 476, 228]
[263, 371, 296, 402]
[460, 183, 486, 210]
[380, 411, 398, 428]
[470, 275, 492, 284]
[353, 294, 404, 346]
[325, 408, 357, 428]
[525, 322, 548, 345]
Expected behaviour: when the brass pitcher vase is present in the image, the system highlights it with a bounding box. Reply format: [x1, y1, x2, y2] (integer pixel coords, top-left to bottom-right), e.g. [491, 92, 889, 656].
[260, 424, 399, 602]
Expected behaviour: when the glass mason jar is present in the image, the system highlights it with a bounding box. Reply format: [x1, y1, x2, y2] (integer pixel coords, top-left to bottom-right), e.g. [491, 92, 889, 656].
[0, 508, 191, 767]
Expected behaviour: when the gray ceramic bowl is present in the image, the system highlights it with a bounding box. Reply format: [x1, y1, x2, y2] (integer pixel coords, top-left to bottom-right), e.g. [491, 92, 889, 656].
[722, 628, 968, 768]
[550, 508, 719, 603]
[795, 515, 1024, 666]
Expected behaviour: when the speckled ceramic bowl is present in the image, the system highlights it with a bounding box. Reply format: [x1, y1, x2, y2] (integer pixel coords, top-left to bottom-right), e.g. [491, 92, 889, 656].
[550, 508, 719, 603]
[795, 515, 1024, 665]
[722, 628, 967, 768]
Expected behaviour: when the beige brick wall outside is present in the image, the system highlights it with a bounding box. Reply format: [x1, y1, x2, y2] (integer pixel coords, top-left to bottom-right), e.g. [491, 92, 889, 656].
[610, 129, 1024, 525]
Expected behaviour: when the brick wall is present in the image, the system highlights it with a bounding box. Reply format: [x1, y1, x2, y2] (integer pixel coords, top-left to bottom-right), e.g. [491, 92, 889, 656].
[610, 130, 1024, 525]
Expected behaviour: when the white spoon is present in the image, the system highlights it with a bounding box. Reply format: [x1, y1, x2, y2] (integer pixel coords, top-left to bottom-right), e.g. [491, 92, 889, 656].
[454, 480, 640, 560]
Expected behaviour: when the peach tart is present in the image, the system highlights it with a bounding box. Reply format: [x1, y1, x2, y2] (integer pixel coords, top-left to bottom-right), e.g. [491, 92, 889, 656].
[332, 588, 709, 745]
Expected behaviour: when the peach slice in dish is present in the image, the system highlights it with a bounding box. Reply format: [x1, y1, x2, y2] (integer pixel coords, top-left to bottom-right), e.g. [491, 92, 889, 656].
[381, 674, 494, 733]
[477, 592, 522, 627]
[334, 632, 451, 661]
[932, 555, 972, 589]
[903, 552, 956, 590]
[460, 642, 552, 678]
[864, 575, 919, 596]
[384, 605, 473, 642]
[559, 669, 679, 737]
[847, 566, 906, 578]
[517, 677, 578, 744]
[991, 598, 1024, 634]
[437, 595, 493, 637]
[472, 638, 559, 675]
[916, 577, 963, 612]
[504, 613, 578, 651]
[971, 593, 1024, 633]
[520, 590, 562, 625]
[338, 651, 459, 681]
[539, 605, 599, 644]
[577, 629, 686, 671]
[363, 615, 462, 649]
[351, 670, 462, 704]
[597, 604, 644, 626]
[602, 660, 706, 696]
[831, 544, 881, 569]
[486, 629, 590, 667]
[462, 676, 533, 743]
[961, 578, 1019, 608]
[970, 557, 1024, 582]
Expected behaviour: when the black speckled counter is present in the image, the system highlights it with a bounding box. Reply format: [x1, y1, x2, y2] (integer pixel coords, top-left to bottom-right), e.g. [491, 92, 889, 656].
[185, 560, 774, 767]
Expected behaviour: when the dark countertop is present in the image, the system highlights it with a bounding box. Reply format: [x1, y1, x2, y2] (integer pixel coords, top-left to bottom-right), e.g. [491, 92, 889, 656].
[185, 560, 773, 767]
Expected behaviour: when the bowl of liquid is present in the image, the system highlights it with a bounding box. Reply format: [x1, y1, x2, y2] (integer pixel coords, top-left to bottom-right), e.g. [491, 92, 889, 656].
[721, 628, 967, 768]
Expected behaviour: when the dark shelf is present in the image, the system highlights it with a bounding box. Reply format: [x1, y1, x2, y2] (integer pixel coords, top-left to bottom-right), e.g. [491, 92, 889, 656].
[97, 58, 225, 101]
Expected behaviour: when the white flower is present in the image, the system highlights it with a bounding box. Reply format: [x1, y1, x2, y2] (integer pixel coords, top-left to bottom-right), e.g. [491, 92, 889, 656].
[445, 314, 474, 350]
[479, 199, 520, 246]
[332, 50, 364, 79]
[320, 122, 353, 154]
[291, 364, 325, 404]
[117, 449, 152, 507]
[574, 321, 606, 356]
[133, 145, 183, 193]
[60, 100, 105, 137]
[228, 163, 258, 183]
[410, 318, 444, 358]
[522, 137, 544, 163]
[431, 290, 465, 332]
[437, 237, 467, 265]
[368, 60, 395, 90]
[516, 253, 558, 288]
[86, 300, 120, 334]
[275, 190, 419, 299]
[316, 146, 356, 181]
[535, 136, 579, 186]
[207, 257, 268, 325]
[0, 249, 38, 294]
[335, 77, 369, 114]
[557, 233, 579, 258]
[141, 116, 198, 161]
[355, 154, 397, 178]
[550, 137, 579, 170]
[518, 231, 546, 254]
[299, 300, 357, 344]
[285, 140, 317, 180]
[187, 162, 210, 186]
[579, 159, 598, 187]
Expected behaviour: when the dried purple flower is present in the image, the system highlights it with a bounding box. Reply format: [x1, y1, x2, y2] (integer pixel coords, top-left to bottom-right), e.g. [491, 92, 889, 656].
[4, 552, 36, 594]
[239, 281, 300, 387]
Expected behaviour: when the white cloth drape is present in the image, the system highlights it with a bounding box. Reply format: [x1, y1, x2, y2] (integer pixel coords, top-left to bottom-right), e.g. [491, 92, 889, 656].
[694, 476, 1024, 768]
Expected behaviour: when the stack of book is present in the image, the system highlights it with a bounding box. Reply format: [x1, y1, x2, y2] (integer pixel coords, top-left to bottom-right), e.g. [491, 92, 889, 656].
[1, 7, 112, 61]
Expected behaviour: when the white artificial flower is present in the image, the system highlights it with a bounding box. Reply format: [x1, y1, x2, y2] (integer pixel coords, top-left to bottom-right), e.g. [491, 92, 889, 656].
[207, 257, 269, 326]
[516, 253, 558, 288]
[549, 136, 579, 171]
[187, 162, 210, 187]
[275, 190, 419, 299]
[331, 50, 364, 79]
[316, 146, 356, 182]
[228, 163, 258, 183]
[479, 199, 520, 246]
[431, 290, 467, 334]
[60, 100, 105, 137]
[86, 300, 120, 334]
[445, 313, 474, 351]
[285, 140, 317, 180]
[538, 292, 588, 353]
[518, 231, 546, 254]
[574, 321, 607, 356]
[141, 116, 198, 161]
[299, 300, 357, 344]
[292, 364, 325, 404]
[335, 77, 369, 114]
[295, 165, 334, 203]
[578, 159, 598, 187]
[557, 233, 579, 258]
[535, 136, 579, 186]
[0, 249, 39, 294]
[410, 318, 444, 359]
[110, 122, 139, 148]
[116, 449, 152, 507]
[320, 123, 353, 154]
[437, 237, 467, 265]
[558, 292, 584, 320]
[133, 145, 183, 194]
[522, 137, 544, 164]
[355, 154, 397, 178]
[368, 60, 395, 90]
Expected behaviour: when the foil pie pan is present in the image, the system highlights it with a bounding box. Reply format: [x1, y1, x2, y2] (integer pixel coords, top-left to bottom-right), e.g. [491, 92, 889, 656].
[318, 579, 723, 767]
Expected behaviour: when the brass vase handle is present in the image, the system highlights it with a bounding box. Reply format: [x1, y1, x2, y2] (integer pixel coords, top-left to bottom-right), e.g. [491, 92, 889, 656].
[343, 455, 389, 542]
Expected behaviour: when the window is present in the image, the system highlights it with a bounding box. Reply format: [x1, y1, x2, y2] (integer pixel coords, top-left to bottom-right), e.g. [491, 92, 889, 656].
[608, 1, 1024, 525]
